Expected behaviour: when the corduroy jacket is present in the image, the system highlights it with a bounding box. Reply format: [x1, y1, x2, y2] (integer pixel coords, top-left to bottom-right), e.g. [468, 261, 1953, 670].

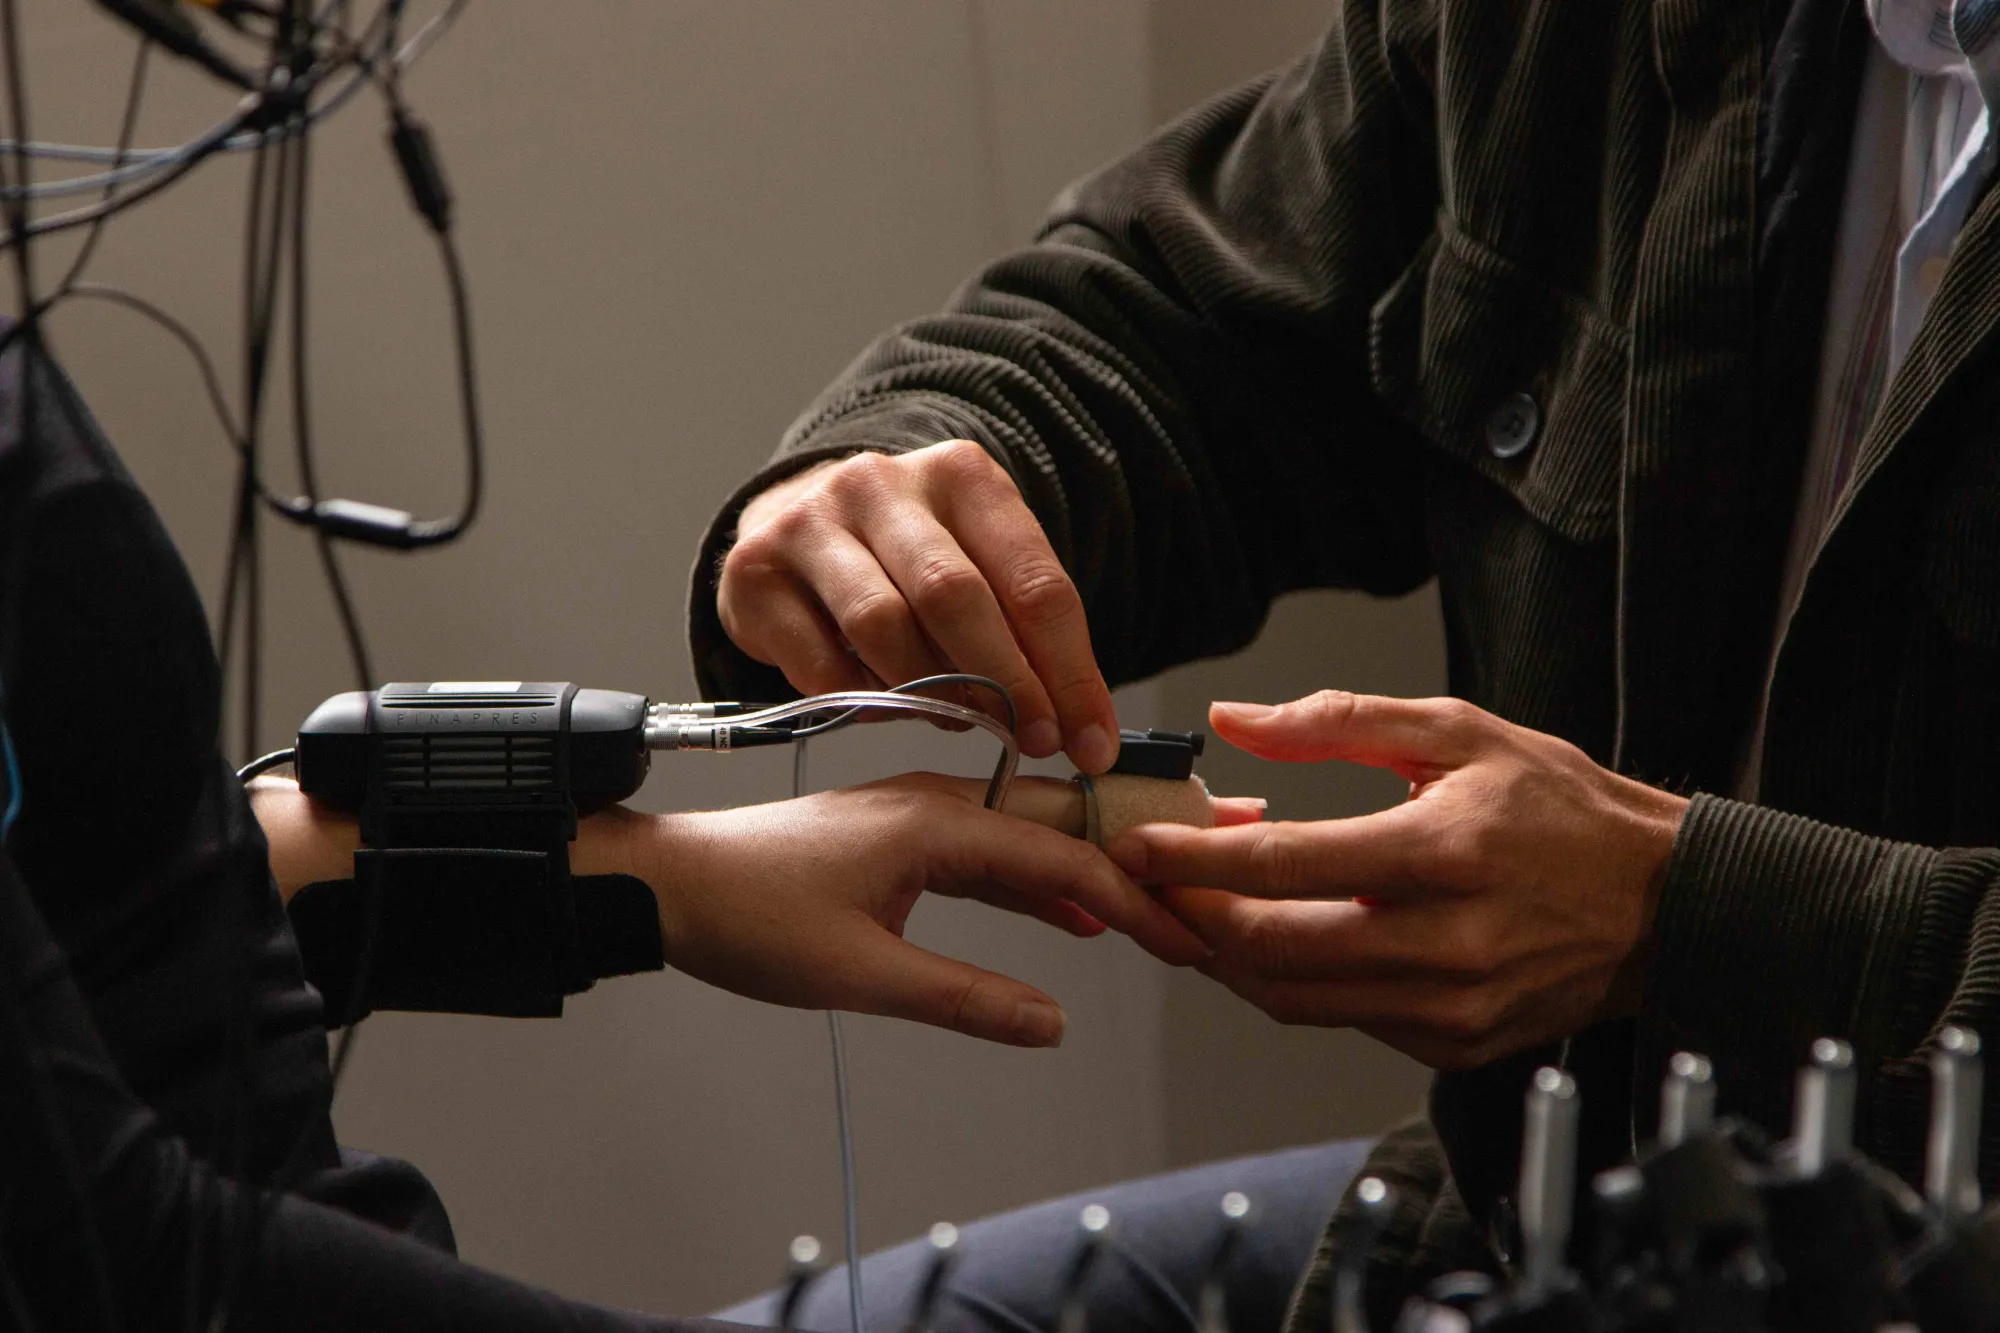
[688, 0, 2000, 1315]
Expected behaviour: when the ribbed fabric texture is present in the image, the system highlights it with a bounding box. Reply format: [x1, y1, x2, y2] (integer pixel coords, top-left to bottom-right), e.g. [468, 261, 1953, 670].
[1641, 796, 1936, 1148]
[681, 0, 2000, 1314]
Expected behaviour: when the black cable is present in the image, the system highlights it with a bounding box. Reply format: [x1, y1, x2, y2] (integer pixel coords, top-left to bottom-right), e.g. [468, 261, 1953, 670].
[52, 40, 150, 300]
[287, 124, 375, 690]
[204, 46, 301, 1333]
[235, 747, 296, 782]
[59, 283, 246, 448]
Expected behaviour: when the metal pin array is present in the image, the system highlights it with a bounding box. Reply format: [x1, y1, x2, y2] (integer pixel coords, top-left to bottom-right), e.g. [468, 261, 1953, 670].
[1793, 1037, 1855, 1177]
[1659, 1050, 1716, 1149]
[1926, 1025, 1984, 1223]
[777, 1234, 823, 1331]
[1519, 1066, 1580, 1296]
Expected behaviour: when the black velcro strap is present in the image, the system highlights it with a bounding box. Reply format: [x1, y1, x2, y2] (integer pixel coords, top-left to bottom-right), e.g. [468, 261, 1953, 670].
[573, 873, 664, 980]
[289, 857, 664, 1027]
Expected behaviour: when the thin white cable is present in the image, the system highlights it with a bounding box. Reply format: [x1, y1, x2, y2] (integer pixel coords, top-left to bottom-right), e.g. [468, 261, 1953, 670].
[795, 735, 866, 1333]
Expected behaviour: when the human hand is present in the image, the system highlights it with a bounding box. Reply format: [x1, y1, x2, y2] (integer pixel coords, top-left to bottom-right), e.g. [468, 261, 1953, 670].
[1104, 692, 1689, 1069]
[596, 775, 1214, 1047]
[717, 442, 1120, 772]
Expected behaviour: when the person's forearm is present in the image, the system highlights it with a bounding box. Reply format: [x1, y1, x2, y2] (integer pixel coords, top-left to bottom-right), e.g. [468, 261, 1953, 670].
[247, 774, 1098, 906]
[248, 777, 685, 903]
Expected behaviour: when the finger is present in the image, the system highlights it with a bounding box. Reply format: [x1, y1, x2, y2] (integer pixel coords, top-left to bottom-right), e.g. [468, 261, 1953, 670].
[863, 506, 1066, 760]
[1159, 887, 1392, 975]
[1208, 691, 1491, 776]
[1210, 796, 1267, 827]
[719, 567, 875, 695]
[941, 468, 1118, 773]
[1203, 963, 1451, 1031]
[842, 927, 1069, 1047]
[868, 772, 1088, 838]
[1107, 805, 1435, 900]
[936, 808, 1210, 965]
[997, 894, 1107, 937]
[787, 530, 952, 689]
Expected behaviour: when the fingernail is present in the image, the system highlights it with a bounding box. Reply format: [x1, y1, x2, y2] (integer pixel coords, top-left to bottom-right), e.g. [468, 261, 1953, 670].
[1017, 1001, 1066, 1047]
[1213, 701, 1277, 721]
[1105, 834, 1147, 878]
[1021, 718, 1062, 757]
[1073, 723, 1118, 775]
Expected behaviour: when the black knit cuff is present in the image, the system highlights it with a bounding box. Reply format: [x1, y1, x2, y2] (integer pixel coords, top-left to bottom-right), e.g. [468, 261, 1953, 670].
[1635, 794, 1935, 1142]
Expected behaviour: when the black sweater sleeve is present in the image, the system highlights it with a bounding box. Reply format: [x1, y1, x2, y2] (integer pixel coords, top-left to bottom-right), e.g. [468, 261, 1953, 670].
[688, 3, 1443, 701]
[0, 850, 732, 1332]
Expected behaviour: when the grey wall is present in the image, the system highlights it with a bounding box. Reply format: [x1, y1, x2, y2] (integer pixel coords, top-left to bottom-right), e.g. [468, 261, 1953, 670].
[23, 0, 1436, 1317]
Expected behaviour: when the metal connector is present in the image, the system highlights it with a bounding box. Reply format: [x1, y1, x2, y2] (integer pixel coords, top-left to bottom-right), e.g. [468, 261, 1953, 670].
[1927, 1025, 1984, 1222]
[1520, 1067, 1580, 1295]
[1659, 1051, 1716, 1149]
[1794, 1037, 1856, 1177]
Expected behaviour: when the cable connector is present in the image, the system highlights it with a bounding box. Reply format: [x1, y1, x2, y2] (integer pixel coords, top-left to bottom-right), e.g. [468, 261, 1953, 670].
[311, 498, 419, 548]
[389, 111, 452, 233]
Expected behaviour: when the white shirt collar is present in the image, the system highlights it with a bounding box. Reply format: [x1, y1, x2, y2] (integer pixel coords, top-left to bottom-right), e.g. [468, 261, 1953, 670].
[1870, 0, 2000, 103]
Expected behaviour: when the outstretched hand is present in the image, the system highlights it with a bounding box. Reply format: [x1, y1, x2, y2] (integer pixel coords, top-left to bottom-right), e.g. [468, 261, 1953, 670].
[1105, 692, 1689, 1069]
[610, 775, 1226, 1048]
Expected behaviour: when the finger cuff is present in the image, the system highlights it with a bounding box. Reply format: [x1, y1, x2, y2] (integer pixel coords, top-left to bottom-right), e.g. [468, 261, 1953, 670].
[1075, 773, 1214, 848]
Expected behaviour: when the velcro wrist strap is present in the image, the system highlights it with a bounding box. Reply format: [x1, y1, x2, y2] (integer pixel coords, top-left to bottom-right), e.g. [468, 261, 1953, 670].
[288, 851, 662, 1026]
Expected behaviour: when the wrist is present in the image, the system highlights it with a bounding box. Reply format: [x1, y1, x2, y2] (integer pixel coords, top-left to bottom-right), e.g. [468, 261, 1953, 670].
[574, 806, 707, 964]
[1600, 777, 1690, 1018]
[248, 777, 360, 901]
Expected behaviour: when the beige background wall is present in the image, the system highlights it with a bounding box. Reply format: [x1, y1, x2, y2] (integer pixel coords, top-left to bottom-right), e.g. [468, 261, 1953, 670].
[23, 0, 1434, 1316]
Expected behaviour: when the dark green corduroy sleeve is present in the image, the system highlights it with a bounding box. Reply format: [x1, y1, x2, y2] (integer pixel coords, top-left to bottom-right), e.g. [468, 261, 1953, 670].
[687, 0, 1442, 702]
[1639, 794, 2000, 1190]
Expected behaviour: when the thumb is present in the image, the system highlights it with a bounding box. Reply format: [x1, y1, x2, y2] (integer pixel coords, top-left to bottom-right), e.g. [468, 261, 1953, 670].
[843, 927, 1067, 1048]
[1209, 691, 1483, 773]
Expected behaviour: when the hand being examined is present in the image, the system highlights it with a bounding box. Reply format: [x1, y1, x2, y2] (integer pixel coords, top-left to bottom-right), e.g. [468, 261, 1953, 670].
[250, 772, 1255, 1049]
[1106, 691, 1689, 1070]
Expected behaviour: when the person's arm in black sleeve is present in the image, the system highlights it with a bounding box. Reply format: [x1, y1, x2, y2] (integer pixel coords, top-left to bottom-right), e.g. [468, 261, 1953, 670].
[1639, 799, 2000, 1192]
[0, 847, 737, 1332]
[689, 1, 1443, 715]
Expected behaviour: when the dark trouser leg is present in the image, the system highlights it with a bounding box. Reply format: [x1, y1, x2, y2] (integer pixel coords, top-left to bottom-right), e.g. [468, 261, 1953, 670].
[711, 1139, 1373, 1333]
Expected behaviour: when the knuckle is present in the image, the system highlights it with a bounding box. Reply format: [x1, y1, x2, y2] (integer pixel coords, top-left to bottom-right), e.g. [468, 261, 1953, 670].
[1002, 553, 1079, 626]
[721, 527, 781, 581]
[908, 554, 987, 619]
[825, 451, 897, 503]
[1248, 823, 1311, 896]
[839, 589, 911, 651]
[1299, 688, 1357, 732]
[1431, 988, 1503, 1045]
[928, 439, 1002, 485]
[1427, 819, 1492, 880]
[1434, 695, 1487, 732]
[1437, 921, 1499, 984]
[1234, 904, 1298, 977]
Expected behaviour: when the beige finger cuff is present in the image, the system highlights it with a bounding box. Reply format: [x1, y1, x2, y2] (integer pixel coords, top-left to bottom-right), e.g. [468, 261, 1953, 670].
[1075, 773, 1214, 848]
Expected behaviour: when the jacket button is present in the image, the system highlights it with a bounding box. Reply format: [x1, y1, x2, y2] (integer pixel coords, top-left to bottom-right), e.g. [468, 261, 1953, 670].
[1484, 392, 1540, 459]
